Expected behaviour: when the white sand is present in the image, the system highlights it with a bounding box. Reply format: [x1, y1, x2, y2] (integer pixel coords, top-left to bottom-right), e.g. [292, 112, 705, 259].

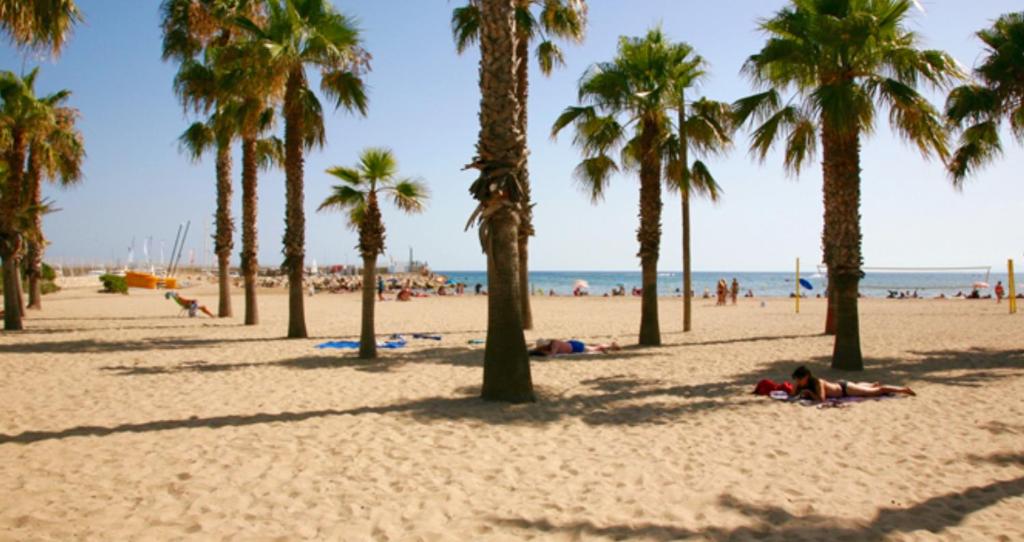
[1, 283, 1022, 540]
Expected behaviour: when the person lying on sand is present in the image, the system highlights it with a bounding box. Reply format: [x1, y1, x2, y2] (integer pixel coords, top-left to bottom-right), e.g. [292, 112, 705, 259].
[791, 366, 915, 402]
[530, 338, 621, 356]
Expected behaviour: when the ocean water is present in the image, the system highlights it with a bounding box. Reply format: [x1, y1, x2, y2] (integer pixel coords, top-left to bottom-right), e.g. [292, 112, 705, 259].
[437, 270, 1021, 298]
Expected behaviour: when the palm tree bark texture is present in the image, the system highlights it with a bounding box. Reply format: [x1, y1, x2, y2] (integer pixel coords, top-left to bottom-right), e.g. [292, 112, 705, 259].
[477, 0, 534, 403]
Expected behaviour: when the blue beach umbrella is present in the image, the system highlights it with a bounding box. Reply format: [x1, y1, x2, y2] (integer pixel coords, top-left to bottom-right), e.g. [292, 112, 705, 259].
[799, 278, 813, 290]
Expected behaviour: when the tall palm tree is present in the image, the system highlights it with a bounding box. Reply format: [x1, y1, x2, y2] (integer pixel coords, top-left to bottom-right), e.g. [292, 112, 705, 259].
[25, 101, 84, 309]
[453, 0, 587, 330]
[162, 1, 258, 318]
[0, 0, 82, 55]
[552, 28, 686, 346]
[177, 104, 237, 318]
[235, 0, 369, 339]
[734, 0, 961, 370]
[466, 0, 534, 402]
[319, 148, 428, 359]
[663, 45, 733, 332]
[946, 12, 1024, 183]
[0, 68, 54, 330]
[206, 38, 286, 326]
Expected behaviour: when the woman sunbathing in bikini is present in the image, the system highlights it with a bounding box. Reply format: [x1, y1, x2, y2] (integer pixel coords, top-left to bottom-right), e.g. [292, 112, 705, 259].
[791, 366, 915, 402]
[530, 338, 621, 357]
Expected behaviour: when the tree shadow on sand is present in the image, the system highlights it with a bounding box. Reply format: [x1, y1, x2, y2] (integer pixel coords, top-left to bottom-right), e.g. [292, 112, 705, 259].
[731, 347, 1024, 390]
[0, 372, 756, 445]
[0, 335, 346, 354]
[98, 345, 657, 375]
[490, 468, 1024, 540]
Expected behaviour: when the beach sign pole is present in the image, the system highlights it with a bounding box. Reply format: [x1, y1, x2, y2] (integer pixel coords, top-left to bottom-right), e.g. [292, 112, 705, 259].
[795, 258, 800, 314]
[1009, 259, 1017, 315]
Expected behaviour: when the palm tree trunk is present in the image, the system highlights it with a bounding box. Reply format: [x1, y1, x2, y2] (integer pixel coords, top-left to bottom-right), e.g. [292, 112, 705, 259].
[214, 142, 233, 318]
[678, 101, 691, 332]
[1, 130, 27, 330]
[824, 286, 836, 335]
[283, 67, 308, 339]
[682, 189, 692, 332]
[478, 0, 534, 403]
[638, 118, 662, 346]
[821, 124, 837, 337]
[514, 22, 533, 330]
[822, 124, 863, 371]
[25, 147, 43, 310]
[359, 254, 377, 359]
[240, 136, 259, 325]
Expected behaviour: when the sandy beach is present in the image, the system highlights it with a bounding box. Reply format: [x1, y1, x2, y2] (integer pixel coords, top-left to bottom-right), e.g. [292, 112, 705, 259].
[1, 282, 1022, 541]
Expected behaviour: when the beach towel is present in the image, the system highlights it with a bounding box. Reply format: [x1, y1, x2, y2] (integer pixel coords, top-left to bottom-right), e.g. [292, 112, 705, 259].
[316, 338, 407, 350]
[412, 333, 442, 341]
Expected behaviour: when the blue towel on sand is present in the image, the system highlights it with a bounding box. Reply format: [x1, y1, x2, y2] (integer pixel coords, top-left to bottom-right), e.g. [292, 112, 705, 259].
[316, 339, 407, 349]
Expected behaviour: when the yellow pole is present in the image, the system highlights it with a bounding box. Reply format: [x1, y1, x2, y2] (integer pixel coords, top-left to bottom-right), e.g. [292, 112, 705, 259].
[1009, 259, 1017, 315]
[795, 257, 800, 314]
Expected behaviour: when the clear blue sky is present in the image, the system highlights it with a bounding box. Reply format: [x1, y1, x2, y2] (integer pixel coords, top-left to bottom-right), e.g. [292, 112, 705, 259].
[2, 0, 1021, 272]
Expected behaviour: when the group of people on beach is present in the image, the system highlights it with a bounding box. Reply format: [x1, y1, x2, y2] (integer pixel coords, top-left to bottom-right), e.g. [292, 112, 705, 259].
[713, 278, 740, 306]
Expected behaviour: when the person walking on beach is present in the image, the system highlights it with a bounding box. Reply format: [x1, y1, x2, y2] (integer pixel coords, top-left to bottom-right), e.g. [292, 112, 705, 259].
[995, 281, 1005, 303]
[730, 278, 739, 305]
[377, 276, 385, 301]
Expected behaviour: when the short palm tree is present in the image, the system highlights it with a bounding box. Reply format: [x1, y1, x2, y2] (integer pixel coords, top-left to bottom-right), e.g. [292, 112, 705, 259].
[552, 27, 687, 347]
[734, 0, 961, 370]
[663, 44, 733, 332]
[0, 0, 82, 55]
[946, 12, 1024, 183]
[0, 68, 56, 330]
[467, 0, 534, 402]
[235, 0, 370, 339]
[453, 0, 587, 330]
[319, 149, 428, 359]
[25, 101, 84, 310]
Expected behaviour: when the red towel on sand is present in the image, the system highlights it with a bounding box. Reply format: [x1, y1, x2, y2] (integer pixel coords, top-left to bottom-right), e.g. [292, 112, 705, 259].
[753, 379, 794, 396]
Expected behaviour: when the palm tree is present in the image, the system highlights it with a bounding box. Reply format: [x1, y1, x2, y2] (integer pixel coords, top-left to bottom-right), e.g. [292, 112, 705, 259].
[162, 1, 258, 319]
[235, 0, 369, 339]
[946, 12, 1024, 183]
[0, 0, 82, 55]
[663, 45, 733, 332]
[25, 101, 84, 309]
[319, 149, 428, 359]
[0, 68, 54, 330]
[734, 0, 961, 370]
[177, 104, 236, 318]
[453, 0, 587, 330]
[466, 0, 534, 402]
[552, 28, 687, 346]
[205, 37, 286, 326]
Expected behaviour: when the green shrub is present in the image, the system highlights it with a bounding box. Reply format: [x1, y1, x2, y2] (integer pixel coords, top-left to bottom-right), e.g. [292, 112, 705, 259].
[41, 262, 57, 281]
[40, 281, 61, 295]
[99, 274, 128, 295]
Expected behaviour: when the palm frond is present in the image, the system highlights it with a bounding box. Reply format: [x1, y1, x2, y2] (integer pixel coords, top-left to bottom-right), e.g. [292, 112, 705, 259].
[386, 179, 429, 214]
[450, 4, 480, 54]
[536, 40, 565, 76]
[948, 120, 1001, 187]
[573, 154, 618, 204]
[689, 160, 722, 202]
